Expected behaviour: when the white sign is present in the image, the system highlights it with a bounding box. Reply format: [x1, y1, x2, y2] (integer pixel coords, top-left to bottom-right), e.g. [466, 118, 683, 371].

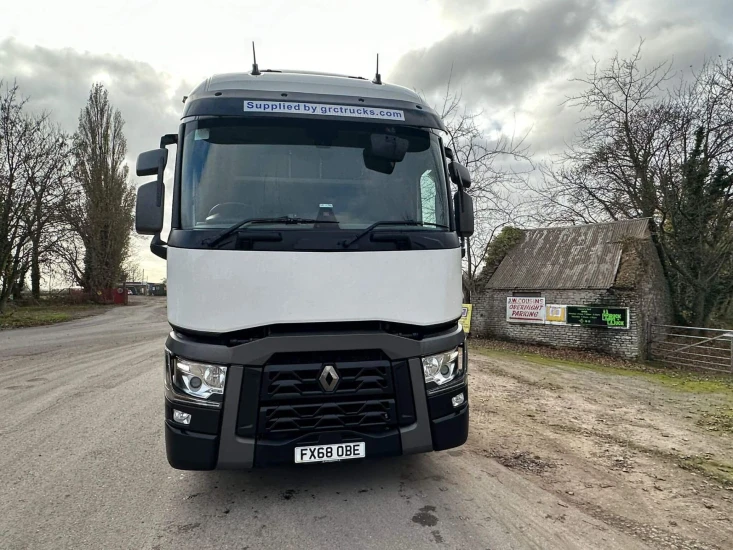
[506, 297, 546, 323]
[243, 100, 405, 121]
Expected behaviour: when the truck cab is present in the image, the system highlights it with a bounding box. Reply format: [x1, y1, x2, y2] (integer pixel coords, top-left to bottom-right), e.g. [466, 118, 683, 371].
[135, 69, 474, 469]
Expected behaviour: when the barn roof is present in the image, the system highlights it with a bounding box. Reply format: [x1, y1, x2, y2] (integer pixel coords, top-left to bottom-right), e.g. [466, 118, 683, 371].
[485, 219, 651, 290]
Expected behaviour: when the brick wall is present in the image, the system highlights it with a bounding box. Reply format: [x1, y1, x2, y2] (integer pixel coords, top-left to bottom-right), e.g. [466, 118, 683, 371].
[633, 239, 675, 351]
[472, 289, 642, 358]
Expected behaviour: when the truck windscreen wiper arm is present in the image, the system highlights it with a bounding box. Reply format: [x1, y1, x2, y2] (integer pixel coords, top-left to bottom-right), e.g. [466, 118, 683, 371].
[341, 220, 449, 249]
[203, 216, 337, 248]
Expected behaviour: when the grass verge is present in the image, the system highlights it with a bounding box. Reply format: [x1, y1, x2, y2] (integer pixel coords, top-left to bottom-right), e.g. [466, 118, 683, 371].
[471, 339, 733, 397]
[0, 304, 110, 330]
[679, 456, 733, 486]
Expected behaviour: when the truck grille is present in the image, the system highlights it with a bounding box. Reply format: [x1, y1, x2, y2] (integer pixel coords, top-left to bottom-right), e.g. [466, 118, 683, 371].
[255, 353, 399, 439]
[259, 399, 397, 435]
[261, 362, 393, 401]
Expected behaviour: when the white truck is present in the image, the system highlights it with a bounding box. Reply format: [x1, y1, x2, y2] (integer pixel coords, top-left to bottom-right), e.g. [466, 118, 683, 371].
[135, 68, 474, 469]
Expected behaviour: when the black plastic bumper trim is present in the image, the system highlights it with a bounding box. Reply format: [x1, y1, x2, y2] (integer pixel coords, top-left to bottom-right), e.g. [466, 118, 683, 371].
[427, 382, 468, 421]
[165, 422, 218, 470]
[236, 367, 262, 436]
[217, 366, 255, 469]
[165, 398, 221, 435]
[165, 323, 465, 365]
[393, 359, 416, 426]
[431, 405, 469, 451]
[399, 357, 433, 454]
[163, 329, 468, 468]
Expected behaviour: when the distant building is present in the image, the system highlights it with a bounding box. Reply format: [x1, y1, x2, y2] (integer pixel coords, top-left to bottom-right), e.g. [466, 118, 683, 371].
[148, 283, 167, 296]
[471, 219, 673, 359]
[123, 282, 148, 295]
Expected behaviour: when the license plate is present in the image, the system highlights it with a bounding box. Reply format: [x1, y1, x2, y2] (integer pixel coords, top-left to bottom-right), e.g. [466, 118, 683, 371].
[294, 442, 365, 463]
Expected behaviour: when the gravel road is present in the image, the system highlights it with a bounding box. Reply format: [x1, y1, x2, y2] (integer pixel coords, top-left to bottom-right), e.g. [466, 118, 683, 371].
[0, 299, 652, 549]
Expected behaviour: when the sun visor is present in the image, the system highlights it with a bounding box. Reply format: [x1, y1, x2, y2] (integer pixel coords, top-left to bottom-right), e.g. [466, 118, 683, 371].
[182, 90, 445, 131]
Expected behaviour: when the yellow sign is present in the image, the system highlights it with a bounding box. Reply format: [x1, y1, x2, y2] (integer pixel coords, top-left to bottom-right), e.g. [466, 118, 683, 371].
[546, 304, 566, 323]
[459, 304, 473, 333]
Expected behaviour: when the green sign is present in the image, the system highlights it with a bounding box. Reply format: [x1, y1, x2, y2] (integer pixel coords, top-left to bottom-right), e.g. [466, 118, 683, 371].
[566, 306, 629, 329]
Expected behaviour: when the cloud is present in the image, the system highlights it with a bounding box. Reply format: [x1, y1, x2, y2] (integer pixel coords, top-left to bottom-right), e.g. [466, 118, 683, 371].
[432, 0, 496, 23]
[0, 38, 192, 165]
[390, 0, 601, 107]
[393, 0, 733, 162]
[0, 38, 194, 282]
[525, 8, 733, 157]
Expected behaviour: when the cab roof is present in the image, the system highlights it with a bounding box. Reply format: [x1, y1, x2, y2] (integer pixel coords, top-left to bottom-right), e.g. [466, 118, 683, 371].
[192, 70, 424, 104]
[183, 70, 445, 131]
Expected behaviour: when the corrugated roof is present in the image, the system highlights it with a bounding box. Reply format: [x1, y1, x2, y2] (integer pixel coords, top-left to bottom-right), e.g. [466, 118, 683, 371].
[486, 219, 651, 290]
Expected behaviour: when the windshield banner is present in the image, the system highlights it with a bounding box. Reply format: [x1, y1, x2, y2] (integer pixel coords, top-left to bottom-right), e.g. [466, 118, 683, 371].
[244, 101, 405, 121]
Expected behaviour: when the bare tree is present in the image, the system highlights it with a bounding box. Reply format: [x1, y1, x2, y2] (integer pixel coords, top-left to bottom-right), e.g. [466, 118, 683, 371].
[122, 258, 142, 283]
[435, 81, 533, 301]
[528, 42, 733, 325]
[0, 82, 38, 312]
[22, 118, 74, 299]
[527, 41, 674, 225]
[66, 83, 135, 297]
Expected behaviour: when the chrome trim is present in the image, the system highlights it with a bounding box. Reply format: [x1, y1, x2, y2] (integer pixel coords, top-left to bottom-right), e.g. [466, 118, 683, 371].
[318, 364, 340, 392]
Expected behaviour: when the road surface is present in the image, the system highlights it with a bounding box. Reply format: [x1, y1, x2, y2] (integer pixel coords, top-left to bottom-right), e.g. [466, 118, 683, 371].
[0, 299, 648, 549]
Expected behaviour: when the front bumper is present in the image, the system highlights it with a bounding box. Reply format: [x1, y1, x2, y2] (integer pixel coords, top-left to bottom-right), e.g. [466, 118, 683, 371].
[164, 325, 469, 469]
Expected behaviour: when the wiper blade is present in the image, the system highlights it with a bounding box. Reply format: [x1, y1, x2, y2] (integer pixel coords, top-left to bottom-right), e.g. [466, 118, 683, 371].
[203, 216, 336, 248]
[341, 220, 449, 249]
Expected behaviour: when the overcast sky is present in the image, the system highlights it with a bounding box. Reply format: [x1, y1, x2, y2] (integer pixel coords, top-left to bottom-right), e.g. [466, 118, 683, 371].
[1, 0, 731, 282]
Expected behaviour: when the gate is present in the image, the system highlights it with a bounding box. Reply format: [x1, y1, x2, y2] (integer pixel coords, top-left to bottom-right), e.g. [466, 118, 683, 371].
[648, 324, 733, 373]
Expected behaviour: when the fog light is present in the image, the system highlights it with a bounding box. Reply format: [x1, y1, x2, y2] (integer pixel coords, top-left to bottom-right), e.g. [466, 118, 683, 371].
[173, 409, 191, 425]
[451, 393, 465, 408]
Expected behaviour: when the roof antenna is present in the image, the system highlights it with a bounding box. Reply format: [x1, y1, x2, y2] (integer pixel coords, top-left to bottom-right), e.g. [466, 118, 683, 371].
[373, 53, 382, 85]
[251, 42, 261, 76]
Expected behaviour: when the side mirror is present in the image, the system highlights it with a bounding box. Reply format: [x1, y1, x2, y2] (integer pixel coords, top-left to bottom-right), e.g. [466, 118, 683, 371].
[136, 148, 168, 177]
[136, 147, 167, 235]
[135, 181, 164, 235]
[454, 190, 474, 237]
[449, 161, 472, 188]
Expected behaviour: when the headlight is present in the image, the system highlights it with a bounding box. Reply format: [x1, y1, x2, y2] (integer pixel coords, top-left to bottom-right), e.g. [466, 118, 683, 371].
[422, 347, 465, 388]
[170, 356, 227, 401]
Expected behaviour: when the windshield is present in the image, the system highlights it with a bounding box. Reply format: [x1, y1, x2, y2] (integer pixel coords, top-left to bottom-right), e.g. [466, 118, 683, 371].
[180, 119, 449, 230]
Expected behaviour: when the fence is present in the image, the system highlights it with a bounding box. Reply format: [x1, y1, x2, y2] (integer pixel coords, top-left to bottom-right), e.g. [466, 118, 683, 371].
[648, 324, 733, 373]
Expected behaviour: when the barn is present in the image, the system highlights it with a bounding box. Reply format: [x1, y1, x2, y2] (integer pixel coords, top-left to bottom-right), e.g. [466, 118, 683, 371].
[471, 219, 674, 359]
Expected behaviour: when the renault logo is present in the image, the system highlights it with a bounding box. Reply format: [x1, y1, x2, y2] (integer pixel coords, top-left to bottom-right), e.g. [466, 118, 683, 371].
[319, 364, 339, 392]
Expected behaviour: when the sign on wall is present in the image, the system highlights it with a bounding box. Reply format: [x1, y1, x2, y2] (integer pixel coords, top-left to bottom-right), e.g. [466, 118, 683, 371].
[545, 304, 567, 324]
[506, 297, 546, 323]
[459, 304, 473, 333]
[566, 306, 629, 329]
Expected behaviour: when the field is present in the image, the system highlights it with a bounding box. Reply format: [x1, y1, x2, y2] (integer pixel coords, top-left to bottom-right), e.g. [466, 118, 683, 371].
[467, 341, 733, 550]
